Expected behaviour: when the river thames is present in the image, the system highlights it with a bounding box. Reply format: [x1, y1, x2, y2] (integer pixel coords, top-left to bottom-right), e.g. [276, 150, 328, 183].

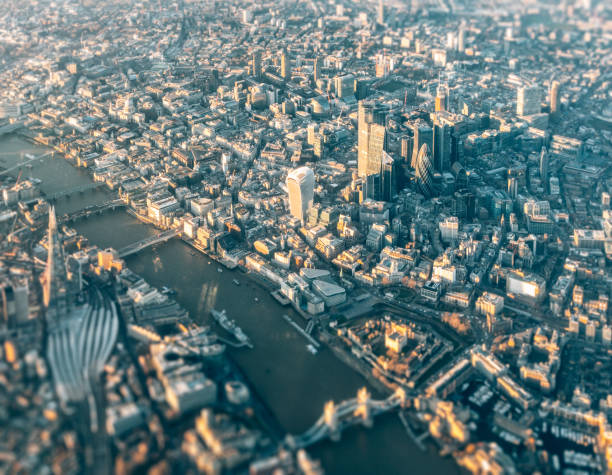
[0, 134, 459, 474]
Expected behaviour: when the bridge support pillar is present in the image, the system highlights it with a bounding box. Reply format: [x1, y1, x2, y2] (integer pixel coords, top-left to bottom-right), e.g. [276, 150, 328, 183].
[355, 387, 373, 428]
[324, 400, 340, 442]
[394, 387, 408, 408]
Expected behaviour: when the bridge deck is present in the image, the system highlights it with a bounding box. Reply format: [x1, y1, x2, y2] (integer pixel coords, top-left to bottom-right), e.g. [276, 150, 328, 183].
[118, 229, 179, 258]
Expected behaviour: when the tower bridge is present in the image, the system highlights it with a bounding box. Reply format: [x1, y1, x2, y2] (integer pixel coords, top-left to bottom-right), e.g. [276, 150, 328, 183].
[286, 387, 408, 449]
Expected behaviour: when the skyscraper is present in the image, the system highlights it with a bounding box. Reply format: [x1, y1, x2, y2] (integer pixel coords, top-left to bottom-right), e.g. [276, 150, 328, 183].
[313, 56, 322, 84]
[433, 119, 451, 172]
[40, 206, 69, 323]
[377, 0, 384, 25]
[457, 24, 465, 53]
[281, 49, 290, 79]
[539, 146, 549, 183]
[435, 84, 449, 112]
[381, 150, 396, 201]
[357, 101, 389, 200]
[415, 144, 434, 197]
[411, 121, 433, 169]
[334, 74, 354, 99]
[366, 124, 386, 177]
[400, 135, 412, 161]
[252, 50, 262, 78]
[287, 167, 315, 223]
[517, 85, 541, 116]
[507, 176, 518, 199]
[358, 100, 387, 178]
[550, 80, 560, 117]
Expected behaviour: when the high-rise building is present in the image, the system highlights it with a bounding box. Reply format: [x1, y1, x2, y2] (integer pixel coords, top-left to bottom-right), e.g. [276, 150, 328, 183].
[358, 100, 387, 178]
[433, 119, 451, 172]
[287, 167, 315, 223]
[415, 144, 434, 197]
[375, 53, 394, 78]
[411, 121, 433, 169]
[517, 85, 541, 116]
[40, 207, 70, 323]
[251, 50, 262, 78]
[367, 124, 387, 177]
[539, 147, 549, 183]
[507, 176, 518, 199]
[400, 135, 412, 161]
[313, 134, 324, 159]
[0, 278, 29, 325]
[334, 74, 354, 99]
[377, 0, 385, 25]
[453, 190, 475, 219]
[457, 25, 465, 53]
[358, 101, 390, 200]
[313, 56, 322, 84]
[435, 84, 449, 112]
[307, 123, 318, 145]
[281, 49, 291, 79]
[381, 151, 396, 201]
[550, 80, 560, 117]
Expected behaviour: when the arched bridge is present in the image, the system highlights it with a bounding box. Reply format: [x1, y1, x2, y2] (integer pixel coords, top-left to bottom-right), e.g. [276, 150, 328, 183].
[286, 387, 408, 449]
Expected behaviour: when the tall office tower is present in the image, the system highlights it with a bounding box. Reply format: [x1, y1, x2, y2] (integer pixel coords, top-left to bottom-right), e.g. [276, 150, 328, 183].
[313, 134, 324, 159]
[334, 74, 355, 99]
[307, 123, 318, 145]
[539, 147, 549, 182]
[313, 56, 322, 84]
[377, 0, 385, 25]
[400, 135, 412, 161]
[517, 85, 541, 116]
[367, 123, 387, 178]
[381, 151, 396, 201]
[0, 279, 29, 325]
[280, 49, 291, 79]
[414, 144, 434, 197]
[411, 121, 433, 169]
[435, 84, 449, 112]
[358, 102, 371, 178]
[433, 120, 451, 172]
[233, 81, 244, 102]
[457, 25, 465, 53]
[357, 100, 387, 178]
[287, 167, 315, 224]
[251, 50, 262, 78]
[507, 176, 518, 199]
[550, 80, 560, 117]
[453, 190, 475, 219]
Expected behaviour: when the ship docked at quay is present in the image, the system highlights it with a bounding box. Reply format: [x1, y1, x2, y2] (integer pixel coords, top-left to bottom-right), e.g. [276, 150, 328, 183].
[210, 308, 253, 349]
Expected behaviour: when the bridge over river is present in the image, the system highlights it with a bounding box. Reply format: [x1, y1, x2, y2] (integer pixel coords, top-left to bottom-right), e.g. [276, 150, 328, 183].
[286, 387, 408, 449]
[117, 228, 179, 258]
[45, 182, 105, 201]
[59, 200, 126, 223]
